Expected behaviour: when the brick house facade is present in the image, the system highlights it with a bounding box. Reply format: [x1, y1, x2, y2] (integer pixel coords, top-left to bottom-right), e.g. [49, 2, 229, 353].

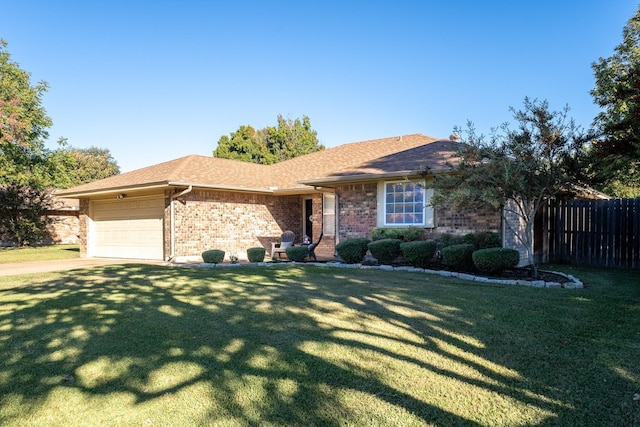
[60, 134, 504, 262]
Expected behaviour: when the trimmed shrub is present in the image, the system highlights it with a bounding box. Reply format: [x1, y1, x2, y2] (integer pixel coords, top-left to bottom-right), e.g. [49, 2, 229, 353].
[371, 227, 424, 242]
[202, 249, 225, 264]
[472, 247, 520, 274]
[440, 234, 466, 248]
[466, 232, 501, 250]
[335, 238, 371, 264]
[368, 238, 402, 265]
[400, 240, 437, 269]
[247, 247, 266, 263]
[440, 232, 501, 250]
[441, 243, 475, 271]
[286, 245, 309, 262]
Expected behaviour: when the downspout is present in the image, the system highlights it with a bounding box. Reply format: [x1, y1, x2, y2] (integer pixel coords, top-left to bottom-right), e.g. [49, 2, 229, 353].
[169, 186, 193, 261]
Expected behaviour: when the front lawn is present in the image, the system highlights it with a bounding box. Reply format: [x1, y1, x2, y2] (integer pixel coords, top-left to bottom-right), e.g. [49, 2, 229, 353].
[0, 244, 80, 264]
[0, 264, 638, 426]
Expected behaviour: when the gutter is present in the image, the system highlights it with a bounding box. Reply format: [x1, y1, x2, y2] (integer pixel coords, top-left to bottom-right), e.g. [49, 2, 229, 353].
[169, 185, 193, 261]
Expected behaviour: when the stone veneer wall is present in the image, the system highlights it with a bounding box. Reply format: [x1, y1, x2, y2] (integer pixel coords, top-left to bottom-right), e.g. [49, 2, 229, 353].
[335, 183, 501, 241]
[78, 198, 90, 257]
[44, 210, 80, 244]
[171, 189, 302, 259]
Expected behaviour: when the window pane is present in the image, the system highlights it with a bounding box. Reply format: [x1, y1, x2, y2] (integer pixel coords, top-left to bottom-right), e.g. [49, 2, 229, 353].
[384, 181, 425, 226]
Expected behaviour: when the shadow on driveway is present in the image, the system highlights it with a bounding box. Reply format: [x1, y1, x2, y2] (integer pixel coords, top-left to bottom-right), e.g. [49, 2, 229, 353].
[0, 258, 165, 277]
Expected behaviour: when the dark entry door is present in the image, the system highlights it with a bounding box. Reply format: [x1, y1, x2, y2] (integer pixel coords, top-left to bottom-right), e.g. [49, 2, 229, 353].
[304, 199, 313, 239]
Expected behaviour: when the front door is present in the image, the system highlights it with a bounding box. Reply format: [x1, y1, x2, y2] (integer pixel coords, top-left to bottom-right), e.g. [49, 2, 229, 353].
[304, 198, 313, 240]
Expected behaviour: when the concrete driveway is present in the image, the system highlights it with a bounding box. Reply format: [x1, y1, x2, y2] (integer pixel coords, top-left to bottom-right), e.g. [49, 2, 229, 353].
[0, 258, 166, 277]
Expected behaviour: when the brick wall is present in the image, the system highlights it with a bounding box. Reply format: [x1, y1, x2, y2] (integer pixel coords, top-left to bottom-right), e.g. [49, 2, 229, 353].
[335, 182, 501, 242]
[335, 183, 378, 241]
[172, 189, 302, 259]
[433, 204, 501, 236]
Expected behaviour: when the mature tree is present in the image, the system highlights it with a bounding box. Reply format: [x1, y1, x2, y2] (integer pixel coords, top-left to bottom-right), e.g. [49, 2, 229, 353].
[263, 115, 324, 162]
[65, 146, 120, 186]
[0, 39, 53, 187]
[213, 125, 271, 163]
[214, 115, 324, 164]
[589, 6, 640, 197]
[425, 99, 587, 278]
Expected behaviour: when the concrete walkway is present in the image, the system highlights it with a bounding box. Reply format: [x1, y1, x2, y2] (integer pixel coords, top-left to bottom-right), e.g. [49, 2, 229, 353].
[0, 258, 165, 277]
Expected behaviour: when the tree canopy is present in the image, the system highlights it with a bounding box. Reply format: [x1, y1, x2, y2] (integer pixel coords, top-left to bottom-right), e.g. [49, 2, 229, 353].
[426, 98, 588, 278]
[50, 145, 121, 188]
[589, 5, 640, 197]
[0, 39, 53, 187]
[214, 115, 324, 164]
[0, 40, 121, 245]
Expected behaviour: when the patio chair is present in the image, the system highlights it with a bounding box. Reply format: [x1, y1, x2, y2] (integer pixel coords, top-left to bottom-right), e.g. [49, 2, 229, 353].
[270, 230, 295, 258]
[306, 232, 323, 261]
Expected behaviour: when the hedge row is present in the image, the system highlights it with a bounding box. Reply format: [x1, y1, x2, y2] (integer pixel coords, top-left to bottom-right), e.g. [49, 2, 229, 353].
[335, 232, 518, 273]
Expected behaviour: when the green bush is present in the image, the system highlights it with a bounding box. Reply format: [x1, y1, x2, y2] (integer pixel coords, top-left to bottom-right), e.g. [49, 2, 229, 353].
[368, 238, 402, 265]
[441, 243, 475, 271]
[335, 238, 371, 264]
[400, 240, 437, 269]
[440, 232, 500, 250]
[202, 249, 225, 264]
[466, 232, 501, 250]
[472, 247, 520, 274]
[371, 227, 424, 242]
[247, 247, 266, 263]
[440, 234, 466, 248]
[286, 245, 309, 262]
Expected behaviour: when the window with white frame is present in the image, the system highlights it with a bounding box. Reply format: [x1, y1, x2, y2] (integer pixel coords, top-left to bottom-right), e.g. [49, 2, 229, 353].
[384, 181, 426, 226]
[322, 193, 336, 235]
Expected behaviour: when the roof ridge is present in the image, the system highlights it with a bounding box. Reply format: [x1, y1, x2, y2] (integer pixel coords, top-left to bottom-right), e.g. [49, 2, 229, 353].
[167, 155, 200, 180]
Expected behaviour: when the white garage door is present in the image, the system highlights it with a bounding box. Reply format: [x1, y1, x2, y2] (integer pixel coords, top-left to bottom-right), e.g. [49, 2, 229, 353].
[91, 196, 165, 260]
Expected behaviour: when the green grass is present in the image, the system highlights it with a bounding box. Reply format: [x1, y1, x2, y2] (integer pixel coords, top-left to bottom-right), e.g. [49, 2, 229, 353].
[0, 244, 80, 264]
[0, 264, 638, 426]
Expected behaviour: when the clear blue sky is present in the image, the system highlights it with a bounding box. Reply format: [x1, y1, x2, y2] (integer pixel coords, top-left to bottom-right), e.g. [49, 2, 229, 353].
[3, 1, 637, 172]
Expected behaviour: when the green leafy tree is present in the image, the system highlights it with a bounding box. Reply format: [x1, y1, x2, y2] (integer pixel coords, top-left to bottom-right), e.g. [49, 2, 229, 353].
[589, 6, 640, 197]
[44, 142, 121, 188]
[213, 125, 272, 163]
[65, 146, 120, 186]
[425, 98, 587, 278]
[263, 115, 324, 162]
[0, 40, 60, 246]
[0, 39, 53, 187]
[213, 115, 324, 164]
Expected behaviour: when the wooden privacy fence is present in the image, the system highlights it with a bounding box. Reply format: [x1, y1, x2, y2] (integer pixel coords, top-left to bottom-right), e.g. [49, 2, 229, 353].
[535, 198, 640, 268]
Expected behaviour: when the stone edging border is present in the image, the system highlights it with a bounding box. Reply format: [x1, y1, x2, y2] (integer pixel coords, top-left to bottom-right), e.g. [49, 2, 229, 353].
[170, 261, 584, 289]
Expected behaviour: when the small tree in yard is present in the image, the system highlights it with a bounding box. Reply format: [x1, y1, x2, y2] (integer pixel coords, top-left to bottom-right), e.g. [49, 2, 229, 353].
[426, 98, 588, 278]
[0, 185, 56, 246]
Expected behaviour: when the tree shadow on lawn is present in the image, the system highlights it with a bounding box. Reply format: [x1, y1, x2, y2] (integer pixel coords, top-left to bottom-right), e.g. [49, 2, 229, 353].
[0, 265, 638, 426]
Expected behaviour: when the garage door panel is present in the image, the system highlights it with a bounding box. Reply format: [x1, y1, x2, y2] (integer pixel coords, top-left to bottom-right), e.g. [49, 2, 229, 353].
[91, 197, 164, 260]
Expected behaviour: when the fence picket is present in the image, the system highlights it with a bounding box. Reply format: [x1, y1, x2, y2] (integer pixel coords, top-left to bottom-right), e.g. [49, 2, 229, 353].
[537, 198, 639, 269]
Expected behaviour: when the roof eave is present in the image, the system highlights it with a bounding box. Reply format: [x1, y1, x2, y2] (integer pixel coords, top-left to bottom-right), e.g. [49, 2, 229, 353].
[167, 182, 274, 194]
[55, 182, 172, 198]
[56, 181, 277, 198]
[298, 169, 449, 187]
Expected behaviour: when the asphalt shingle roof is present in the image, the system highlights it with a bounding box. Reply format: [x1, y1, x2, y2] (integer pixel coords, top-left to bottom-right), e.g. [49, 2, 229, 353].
[57, 133, 460, 196]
